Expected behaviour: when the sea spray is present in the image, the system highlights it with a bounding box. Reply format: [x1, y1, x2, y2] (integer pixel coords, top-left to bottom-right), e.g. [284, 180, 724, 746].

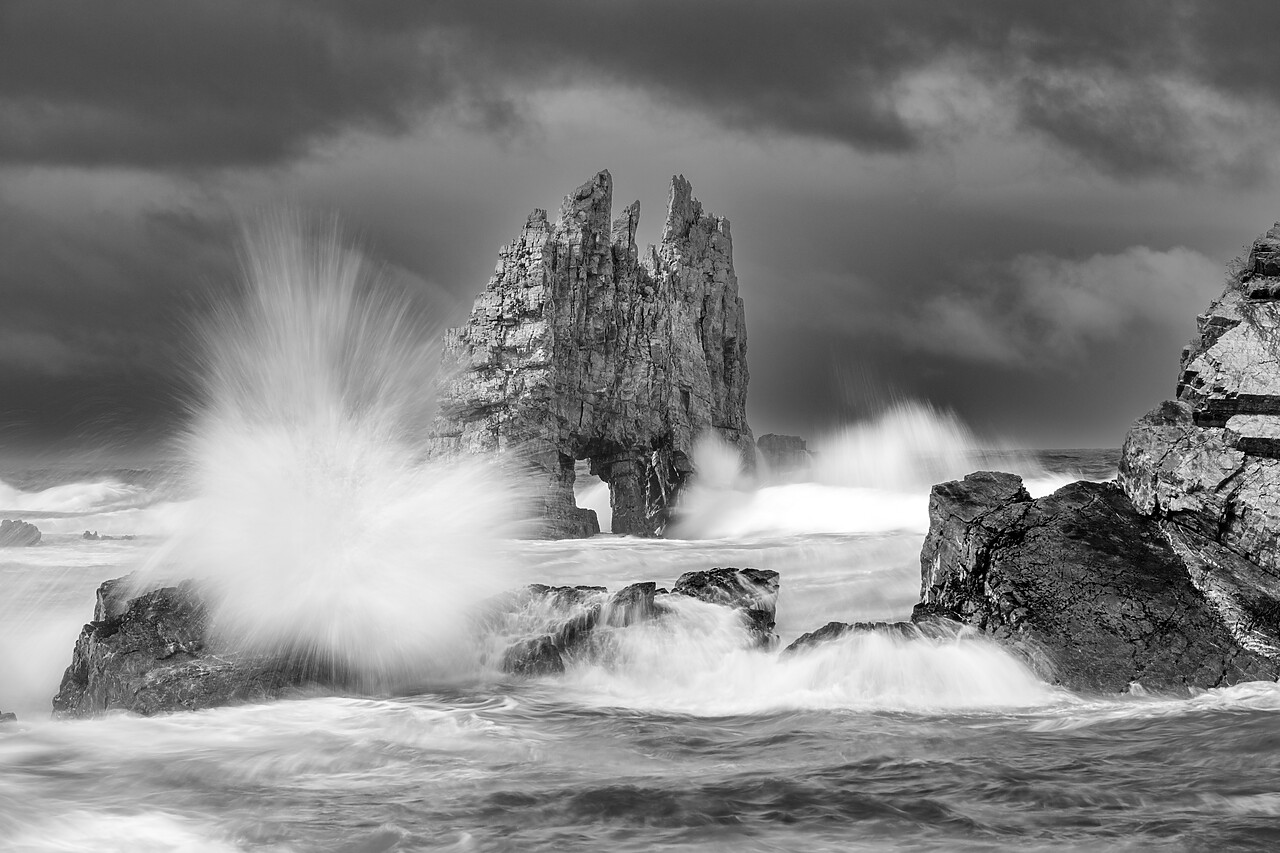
[551, 595, 1058, 714]
[143, 214, 525, 688]
[670, 402, 1105, 538]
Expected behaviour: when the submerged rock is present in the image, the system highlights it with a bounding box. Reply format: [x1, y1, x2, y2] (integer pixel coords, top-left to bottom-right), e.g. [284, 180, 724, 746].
[52, 577, 318, 717]
[497, 568, 779, 674]
[0, 519, 40, 547]
[0, 711, 15, 723]
[431, 171, 754, 538]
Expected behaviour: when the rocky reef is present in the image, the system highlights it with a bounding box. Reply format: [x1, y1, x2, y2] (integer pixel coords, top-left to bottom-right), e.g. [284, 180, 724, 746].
[810, 224, 1280, 693]
[431, 171, 754, 538]
[0, 519, 40, 546]
[53, 567, 778, 717]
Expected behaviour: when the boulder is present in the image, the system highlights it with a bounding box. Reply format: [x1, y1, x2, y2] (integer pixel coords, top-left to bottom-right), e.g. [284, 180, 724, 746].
[914, 473, 1277, 693]
[52, 578, 317, 717]
[0, 519, 40, 546]
[431, 171, 754, 537]
[0, 711, 16, 723]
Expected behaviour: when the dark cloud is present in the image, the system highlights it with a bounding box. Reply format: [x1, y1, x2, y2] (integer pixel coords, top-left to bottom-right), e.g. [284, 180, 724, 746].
[0, 0, 520, 168]
[5, 1, 1280, 179]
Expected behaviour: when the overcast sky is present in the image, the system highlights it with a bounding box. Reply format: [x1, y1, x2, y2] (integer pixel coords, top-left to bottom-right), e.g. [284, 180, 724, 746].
[4, 0, 1280, 457]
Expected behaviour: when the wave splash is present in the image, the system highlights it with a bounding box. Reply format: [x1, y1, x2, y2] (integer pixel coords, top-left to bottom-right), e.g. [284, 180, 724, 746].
[143, 214, 522, 687]
[671, 402, 1110, 539]
[537, 596, 1058, 714]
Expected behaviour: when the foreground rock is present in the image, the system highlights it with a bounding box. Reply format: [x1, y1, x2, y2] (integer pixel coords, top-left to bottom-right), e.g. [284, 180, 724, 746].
[914, 473, 1277, 692]
[432, 171, 754, 537]
[0, 519, 40, 546]
[53, 577, 318, 717]
[497, 568, 779, 675]
[55, 567, 779, 715]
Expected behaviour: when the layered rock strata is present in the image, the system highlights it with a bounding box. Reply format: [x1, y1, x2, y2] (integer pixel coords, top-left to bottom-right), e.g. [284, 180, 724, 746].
[432, 171, 754, 538]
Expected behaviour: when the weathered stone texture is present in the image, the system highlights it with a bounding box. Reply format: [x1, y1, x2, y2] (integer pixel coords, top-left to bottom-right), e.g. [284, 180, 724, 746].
[432, 171, 754, 537]
[916, 474, 1277, 693]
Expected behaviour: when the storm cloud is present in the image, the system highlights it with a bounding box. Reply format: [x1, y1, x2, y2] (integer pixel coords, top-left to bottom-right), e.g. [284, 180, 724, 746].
[3, 1, 1280, 454]
[5, 1, 1280, 179]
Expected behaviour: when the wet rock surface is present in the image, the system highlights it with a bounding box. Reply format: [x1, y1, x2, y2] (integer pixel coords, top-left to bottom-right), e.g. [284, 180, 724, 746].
[431, 170, 754, 538]
[916, 474, 1277, 693]
[52, 578, 316, 717]
[497, 568, 779, 675]
[906, 223, 1280, 693]
[0, 519, 40, 546]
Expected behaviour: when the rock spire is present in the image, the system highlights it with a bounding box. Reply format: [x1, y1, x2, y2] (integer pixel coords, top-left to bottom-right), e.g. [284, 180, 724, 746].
[431, 170, 754, 537]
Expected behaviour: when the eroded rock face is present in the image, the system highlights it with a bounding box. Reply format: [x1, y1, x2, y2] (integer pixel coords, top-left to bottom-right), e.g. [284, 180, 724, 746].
[432, 171, 754, 537]
[0, 519, 40, 546]
[52, 577, 316, 717]
[916, 473, 1277, 693]
[1117, 223, 1280, 656]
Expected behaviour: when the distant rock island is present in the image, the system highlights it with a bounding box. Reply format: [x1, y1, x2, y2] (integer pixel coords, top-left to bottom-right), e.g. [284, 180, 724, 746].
[431, 171, 754, 538]
[0, 519, 40, 547]
[811, 223, 1280, 693]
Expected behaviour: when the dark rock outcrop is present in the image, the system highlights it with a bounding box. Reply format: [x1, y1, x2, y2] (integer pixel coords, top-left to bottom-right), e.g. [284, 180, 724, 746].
[431, 171, 754, 538]
[52, 577, 317, 717]
[756, 434, 812, 481]
[672, 567, 778, 648]
[0, 711, 16, 723]
[915, 473, 1276, 692]
[497, 568, 779, 674]
[0, 519, 40, 546]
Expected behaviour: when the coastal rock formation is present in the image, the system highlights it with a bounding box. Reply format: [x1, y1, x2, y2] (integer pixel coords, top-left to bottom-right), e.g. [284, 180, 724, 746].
[0, 519, 40, 546]
[497, 568, 779, 674]
[432, 171, 754, 538]
[1119, 223, 1280, 657]
[915, 473, 1276, 692]
[879, 223, 1280, 693]
[756, 434, 813, 481]
[52, 577, 315, 717]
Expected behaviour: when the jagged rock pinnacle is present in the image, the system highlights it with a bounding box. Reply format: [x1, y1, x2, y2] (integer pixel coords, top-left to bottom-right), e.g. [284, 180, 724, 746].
[431, 171, 754, 537]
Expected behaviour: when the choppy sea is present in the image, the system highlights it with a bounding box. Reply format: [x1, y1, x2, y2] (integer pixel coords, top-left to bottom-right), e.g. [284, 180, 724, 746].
[5, 437, 1280, 852]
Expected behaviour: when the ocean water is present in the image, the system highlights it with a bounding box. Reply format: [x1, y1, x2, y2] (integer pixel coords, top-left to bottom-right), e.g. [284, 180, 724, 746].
[6, 445, 1280, 852]
[4, 224, 1276, 852]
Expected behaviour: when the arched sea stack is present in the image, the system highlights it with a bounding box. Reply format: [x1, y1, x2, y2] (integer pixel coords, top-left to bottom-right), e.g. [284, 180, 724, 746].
[430, 171, 754, 537]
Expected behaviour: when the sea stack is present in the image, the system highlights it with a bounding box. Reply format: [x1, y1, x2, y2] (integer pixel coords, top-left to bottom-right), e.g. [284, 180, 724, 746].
[431, 171, 754, 537]
[891, 222, 1280, 693]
